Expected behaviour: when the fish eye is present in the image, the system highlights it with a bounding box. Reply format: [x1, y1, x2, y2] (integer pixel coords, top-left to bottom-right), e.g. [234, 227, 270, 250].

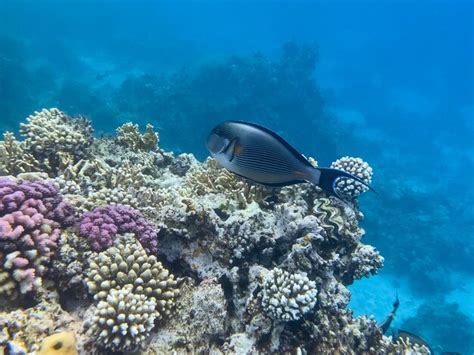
[206, 133, 229, 154]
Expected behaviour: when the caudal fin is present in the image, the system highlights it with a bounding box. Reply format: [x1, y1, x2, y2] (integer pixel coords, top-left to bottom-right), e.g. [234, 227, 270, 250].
[316, 167, 376, 202]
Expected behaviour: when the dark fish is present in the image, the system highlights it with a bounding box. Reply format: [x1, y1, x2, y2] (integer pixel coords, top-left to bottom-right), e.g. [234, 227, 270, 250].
[206, 121, 375, 201]
[379, 294, 400, 334]
[395, 329, 434, 354]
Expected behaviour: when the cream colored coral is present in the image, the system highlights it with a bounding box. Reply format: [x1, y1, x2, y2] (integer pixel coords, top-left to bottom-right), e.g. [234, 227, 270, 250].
[260, 268, 318, 321]
[330, 156, 373, 200]
[89, 285, 157, 352]
[86, 234, 179, 319]
[184, 157, 271, 207]
[19, 108, 92, 172]
[0, 132, 41, 175]
[116, 122, 159, 152]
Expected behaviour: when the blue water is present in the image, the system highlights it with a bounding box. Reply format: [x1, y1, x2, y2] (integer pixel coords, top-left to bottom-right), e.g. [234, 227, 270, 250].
[1, 0, 473, 353]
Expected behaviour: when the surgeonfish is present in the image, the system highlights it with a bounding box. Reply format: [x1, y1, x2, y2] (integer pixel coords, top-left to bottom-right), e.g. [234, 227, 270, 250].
[206, 121, 375, 202]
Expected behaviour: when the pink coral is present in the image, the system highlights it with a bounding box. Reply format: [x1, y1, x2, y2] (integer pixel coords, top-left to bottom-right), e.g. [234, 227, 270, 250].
[78, 204, 158, 253]
[0, 178, 75, 297]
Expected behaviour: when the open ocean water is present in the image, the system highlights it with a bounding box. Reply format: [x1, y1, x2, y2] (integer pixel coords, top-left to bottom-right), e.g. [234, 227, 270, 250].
[1, 0, 473, 353]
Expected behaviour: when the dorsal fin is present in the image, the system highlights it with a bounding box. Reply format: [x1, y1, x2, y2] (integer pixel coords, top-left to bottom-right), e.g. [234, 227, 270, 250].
[228, 121, 313, 168]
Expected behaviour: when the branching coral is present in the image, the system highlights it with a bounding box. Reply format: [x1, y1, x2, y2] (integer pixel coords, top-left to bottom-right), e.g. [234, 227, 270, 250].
[78, 204, 158, 253]
[330, 156, 373, 200]
[85, 234, 179, 352]
[184, 157, 272, 208]
[19, 108, 93, 173]
[260, 268, 318, 321]
[0, 178, 75, 299]
[116, 122, 159, 152]
[0, 132, 41, 175]
[89, 285, 157, 352]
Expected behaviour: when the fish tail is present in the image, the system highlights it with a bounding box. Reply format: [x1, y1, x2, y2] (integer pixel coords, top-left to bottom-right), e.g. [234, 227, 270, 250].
[313, 167, 376, 202]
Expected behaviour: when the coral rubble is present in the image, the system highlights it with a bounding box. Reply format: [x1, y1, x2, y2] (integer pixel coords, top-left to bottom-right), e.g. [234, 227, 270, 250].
[0, 109, 422, 354]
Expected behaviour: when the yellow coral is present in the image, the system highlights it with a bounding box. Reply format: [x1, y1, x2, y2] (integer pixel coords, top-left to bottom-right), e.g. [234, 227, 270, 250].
[37, 332, 78, 355]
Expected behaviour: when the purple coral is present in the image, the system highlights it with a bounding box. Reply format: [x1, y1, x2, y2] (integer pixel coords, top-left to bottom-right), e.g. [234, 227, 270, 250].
[78, 204, 158, 253]
[0, 178, 76, 295]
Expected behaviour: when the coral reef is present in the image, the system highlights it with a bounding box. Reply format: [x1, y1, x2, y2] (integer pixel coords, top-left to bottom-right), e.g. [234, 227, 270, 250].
[331, 156, 373, 201]
[78, 204, 158, 253]
[0, 109, 423, 354]
[0, 178, 75, 299]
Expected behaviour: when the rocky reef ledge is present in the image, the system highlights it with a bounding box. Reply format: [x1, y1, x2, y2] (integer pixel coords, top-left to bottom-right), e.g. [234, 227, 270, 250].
[0, 109, 428, 354]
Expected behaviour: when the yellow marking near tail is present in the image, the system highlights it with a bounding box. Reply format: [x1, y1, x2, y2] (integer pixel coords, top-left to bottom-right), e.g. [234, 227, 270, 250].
[234, 144, 243, 156]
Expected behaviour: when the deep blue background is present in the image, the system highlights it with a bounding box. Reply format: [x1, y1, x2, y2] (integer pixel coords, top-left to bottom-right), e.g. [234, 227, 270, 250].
[1, 0, 473, 353]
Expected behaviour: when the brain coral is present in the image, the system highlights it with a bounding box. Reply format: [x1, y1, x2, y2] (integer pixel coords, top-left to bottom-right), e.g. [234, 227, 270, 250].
[260, 268, 318, 321]
[78, 204, 158, 253]
[0, 178, 75, 298]
[330, 156, 373, 200]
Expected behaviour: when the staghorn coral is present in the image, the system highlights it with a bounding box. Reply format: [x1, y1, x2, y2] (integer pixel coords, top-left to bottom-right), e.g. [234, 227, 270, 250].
[19, 108, 93, 174]
[88, 285, 157, 352]
[116, 122, 160, 152]
[260, 268, 318, 321]
[78, 204, 158, 253]
[0, 178, 75, 299]
[330, 156, 373, 200]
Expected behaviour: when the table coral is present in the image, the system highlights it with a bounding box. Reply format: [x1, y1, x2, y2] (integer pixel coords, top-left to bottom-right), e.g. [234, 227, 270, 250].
[78, 204, 158, 253]
[0, 178, 75, 299]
